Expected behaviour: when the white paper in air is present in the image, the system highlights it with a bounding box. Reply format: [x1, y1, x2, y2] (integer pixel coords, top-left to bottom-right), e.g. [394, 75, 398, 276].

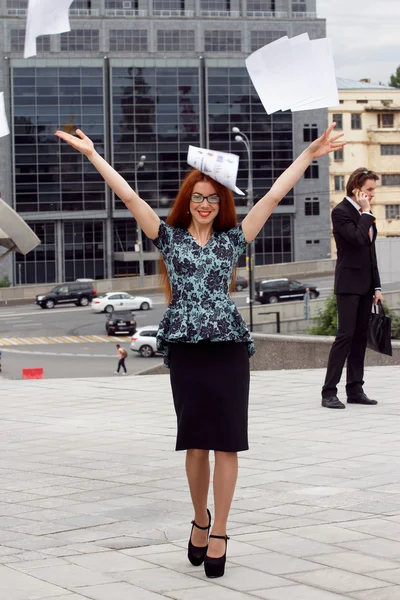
[187, 146, 245, 195]
[0, 93, 10, 138]
[24, 0, 74, 59]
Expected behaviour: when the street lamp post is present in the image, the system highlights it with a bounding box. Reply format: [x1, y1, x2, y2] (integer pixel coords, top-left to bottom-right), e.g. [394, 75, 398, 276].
[232, 126, 255, 331]
[134, 155, 146, 288]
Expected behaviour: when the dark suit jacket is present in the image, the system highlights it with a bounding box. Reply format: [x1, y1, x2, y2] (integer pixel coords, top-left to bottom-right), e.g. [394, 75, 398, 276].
[333, 198, 381, 295]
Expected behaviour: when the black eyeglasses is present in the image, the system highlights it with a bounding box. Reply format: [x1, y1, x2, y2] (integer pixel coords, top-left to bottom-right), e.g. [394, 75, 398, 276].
[191, 193, 220, 204]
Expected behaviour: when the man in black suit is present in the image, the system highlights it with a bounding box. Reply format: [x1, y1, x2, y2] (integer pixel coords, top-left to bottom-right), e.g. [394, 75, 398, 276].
[321, 168, 384, 409]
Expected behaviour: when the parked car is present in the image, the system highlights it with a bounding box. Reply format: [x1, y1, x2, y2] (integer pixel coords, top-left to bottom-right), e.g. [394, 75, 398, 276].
[235, 275, 248, 292]
[92, 292, 153, 313]
[35, 281, 97, 309]
[105, 310, 137, 336]
[130, 326, 160, 358]
[254, 278, 319, 304]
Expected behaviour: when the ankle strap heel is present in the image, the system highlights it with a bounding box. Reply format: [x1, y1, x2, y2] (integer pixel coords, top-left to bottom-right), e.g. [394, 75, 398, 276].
[187, 509, 211, 567]
[204, 534, 229, 578]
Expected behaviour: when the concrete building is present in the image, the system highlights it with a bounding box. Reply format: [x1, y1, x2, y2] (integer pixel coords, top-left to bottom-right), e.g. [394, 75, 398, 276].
[0, 0, 329, 285]
[329, 78, 400, 256]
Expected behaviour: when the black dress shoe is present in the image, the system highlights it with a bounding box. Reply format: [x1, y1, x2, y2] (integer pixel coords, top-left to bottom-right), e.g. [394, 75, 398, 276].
[187, 508, 211, 566]
[347, 393, 377, 405]
[321, 396, 346, 409]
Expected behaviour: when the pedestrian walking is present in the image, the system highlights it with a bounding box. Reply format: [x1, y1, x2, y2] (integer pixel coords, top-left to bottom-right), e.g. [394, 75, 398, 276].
[321, 168, 383, 409]
[55, 123, 345, 579]
[115, 344, 127, 375]
[304, 287, 311, 320]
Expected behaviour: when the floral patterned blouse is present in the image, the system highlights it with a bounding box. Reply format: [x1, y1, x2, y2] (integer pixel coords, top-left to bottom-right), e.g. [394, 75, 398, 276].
[153, 220, 255, 367]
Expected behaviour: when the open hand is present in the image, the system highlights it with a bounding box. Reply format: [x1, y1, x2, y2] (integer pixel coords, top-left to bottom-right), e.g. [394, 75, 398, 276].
[55, 129, 94, 157]
[308, 122, 346, 159]
[355, 191, 371, 212]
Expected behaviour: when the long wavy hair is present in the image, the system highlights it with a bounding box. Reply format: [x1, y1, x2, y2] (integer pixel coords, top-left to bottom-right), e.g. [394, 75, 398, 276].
[159, 169, 239, 304]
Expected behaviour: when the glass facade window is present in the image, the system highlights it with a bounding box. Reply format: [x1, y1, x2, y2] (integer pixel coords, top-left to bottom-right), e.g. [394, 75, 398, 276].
[157, 30, 195, 52]
[204, 30, 241, 52]
[60, 30, 100, 52]
[207, 66, 294, 210]
[11, 29, 50, 53]
[247, 0, 275, 13]
[114, 219, 138, 252]
[334, 175, 345, 191]
[304, 161, 319, 179]
[254, 215, 293, 265]
[106, 0, 139, 8]
[64, 220, 104, 281]
[351, 113, 362, 129]
[109, 29, 148, 52]
[305, 197, 319, 216]
[303, 124, 318, 142]
[112, 66, 200, 209]
[386, 205, 400, 219]
[250, 30, 286, 51]
[378, 113, 394, 128]
[332, 113, 343, 129]
[153, 0, 182, 12]
[200, 0, 230, 13]
[15, 222, 56, 284]
[13, 66, 106, 213]
[7, 0, 28, 8]
[292, 1, 306, 11]
[71, 0, 93, 7]
[382, 174, 400, 186]
[381, 144, 400, 155]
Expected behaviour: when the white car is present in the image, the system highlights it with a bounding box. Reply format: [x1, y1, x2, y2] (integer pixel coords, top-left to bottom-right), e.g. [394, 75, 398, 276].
[92, 292, 153, 313]
[130, 326, 159, 358]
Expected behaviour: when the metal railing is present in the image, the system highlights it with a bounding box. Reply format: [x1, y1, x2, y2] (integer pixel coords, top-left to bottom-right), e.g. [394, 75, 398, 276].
[200, 10, 240, 17]
[152, 9, 194, 17]
[69, 9, 100, 17]
[104, 9, 148, 17]
[292, 11, 317, 18]
[246, 10, 288, 18]
[260, 311, 281, 334]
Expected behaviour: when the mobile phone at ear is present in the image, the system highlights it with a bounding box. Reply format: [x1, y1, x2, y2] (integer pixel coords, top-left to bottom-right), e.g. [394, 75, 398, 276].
[352, 188, 360, 194]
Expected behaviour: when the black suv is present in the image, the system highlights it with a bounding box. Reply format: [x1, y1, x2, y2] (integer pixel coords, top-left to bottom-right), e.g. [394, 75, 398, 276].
[255, 278, 319, 304]
[35, 282, 97, 309]
[105, 310, 137, 336]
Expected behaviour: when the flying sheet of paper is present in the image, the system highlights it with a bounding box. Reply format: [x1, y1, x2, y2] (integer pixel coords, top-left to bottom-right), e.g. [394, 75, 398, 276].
[291, 38, 339, 111]
[24, 0, 74, 58]
[187, 146, 245, 195]
[0, 93, 10, 138]
[246, 35, 338, 114]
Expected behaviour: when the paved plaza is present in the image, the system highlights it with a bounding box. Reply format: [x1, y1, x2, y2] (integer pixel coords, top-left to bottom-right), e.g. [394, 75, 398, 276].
[0, 366, 400, 599]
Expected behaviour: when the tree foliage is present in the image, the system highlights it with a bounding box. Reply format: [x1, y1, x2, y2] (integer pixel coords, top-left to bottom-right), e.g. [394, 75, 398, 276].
[309, 292, 337, 336]
[0, 275, 10, 288]
[389, 65, 400, 88]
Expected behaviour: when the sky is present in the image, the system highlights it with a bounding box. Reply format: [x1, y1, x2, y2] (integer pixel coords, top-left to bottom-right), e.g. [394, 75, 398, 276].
[317, 0, 400, 85]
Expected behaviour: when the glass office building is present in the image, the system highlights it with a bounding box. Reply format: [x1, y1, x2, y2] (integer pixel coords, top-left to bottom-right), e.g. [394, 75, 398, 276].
[0, 0, 330, 284]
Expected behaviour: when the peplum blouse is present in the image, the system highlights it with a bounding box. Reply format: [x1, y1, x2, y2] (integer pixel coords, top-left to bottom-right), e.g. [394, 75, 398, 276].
[153, 220, 255, 367]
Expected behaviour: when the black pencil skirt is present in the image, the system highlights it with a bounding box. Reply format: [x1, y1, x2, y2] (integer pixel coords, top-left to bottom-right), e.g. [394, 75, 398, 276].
[169, 341, 250, 452]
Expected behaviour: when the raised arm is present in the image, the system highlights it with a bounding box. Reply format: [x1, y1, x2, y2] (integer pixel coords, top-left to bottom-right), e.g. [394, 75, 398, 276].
[55, 129, 160, 240]
[241, 123, 345, 242]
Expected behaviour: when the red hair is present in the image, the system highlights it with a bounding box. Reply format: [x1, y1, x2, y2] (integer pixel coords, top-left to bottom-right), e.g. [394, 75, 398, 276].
[159, 169, 238, 304]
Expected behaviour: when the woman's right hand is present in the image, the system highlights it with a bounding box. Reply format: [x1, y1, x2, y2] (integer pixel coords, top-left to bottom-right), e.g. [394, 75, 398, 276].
[55, 129, 95, 157]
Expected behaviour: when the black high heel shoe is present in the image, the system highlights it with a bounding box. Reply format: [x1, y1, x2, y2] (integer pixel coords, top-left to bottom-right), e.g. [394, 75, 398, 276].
[187, 508, 211, 566]
[204, 534, 230, 578]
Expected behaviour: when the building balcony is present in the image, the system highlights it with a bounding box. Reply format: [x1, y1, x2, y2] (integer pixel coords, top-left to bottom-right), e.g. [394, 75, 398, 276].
[6, 8, 26, 16]
[246, 11, 288, 18]
[70, 9, 100, 17]
[152, 9, 195, 17]
[292, 11, 317, 18]
[200, 10, 241, 17]
[104, 9, 148, 17]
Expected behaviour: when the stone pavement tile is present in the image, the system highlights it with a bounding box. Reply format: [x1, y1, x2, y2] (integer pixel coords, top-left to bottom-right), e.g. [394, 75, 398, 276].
[335, 517, 400, 541]
[340, 538, 400, 559]
[285, 524, 373, 544]
[236, 531, 341, 557]
[121, 543, 182, 557]
[121, 566, 209, 593]
[4, 557, 67, 572]
[369, 569, 400, 584]
[166, 586, 261, 600]
[287, 567, 392, 593]
[349, 588, 400, 600]
[249, 584, 355, 599]
[20, 563, 115, 588]
[123, 549, 200, 574]
[306, 551, 400, 574]
[67, 550, 156, 573]
[229, 551, 323, 575]
[78, 582, 170, 600]
[0, 564, 70, 599]
[45, 596, 90, 600]
[191, 565, 293, 592]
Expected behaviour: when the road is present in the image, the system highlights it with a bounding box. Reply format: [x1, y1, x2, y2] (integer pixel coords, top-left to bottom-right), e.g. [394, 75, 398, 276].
[1, 274, 398, 380]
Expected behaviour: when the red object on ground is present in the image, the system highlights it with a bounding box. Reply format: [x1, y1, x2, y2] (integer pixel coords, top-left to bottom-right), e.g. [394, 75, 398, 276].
[22, 368, 44, 380]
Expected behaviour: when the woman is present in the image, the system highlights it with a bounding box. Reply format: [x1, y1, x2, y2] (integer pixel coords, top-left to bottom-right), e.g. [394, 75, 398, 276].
[55, 124, 344, 578]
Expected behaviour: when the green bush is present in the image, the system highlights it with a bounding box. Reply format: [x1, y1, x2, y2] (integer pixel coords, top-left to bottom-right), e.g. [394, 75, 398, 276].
[309, 292, 337, 336]
[0, 275, 10, 288]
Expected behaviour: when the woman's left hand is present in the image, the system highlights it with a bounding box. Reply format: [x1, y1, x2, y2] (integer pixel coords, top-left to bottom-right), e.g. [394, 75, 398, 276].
[308, 122, 346, 159]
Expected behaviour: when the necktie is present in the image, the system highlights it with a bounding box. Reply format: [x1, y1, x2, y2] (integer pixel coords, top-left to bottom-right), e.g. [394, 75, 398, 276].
[359, 208, 372, 241]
